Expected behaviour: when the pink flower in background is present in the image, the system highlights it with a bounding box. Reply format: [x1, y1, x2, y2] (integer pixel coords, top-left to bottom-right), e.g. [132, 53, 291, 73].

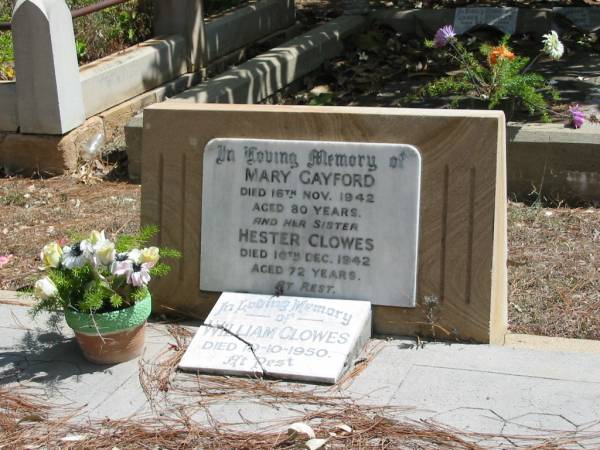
[434, 25, 456, 48]
[569, 105, 585, 129]
[0, 254, 13, 268]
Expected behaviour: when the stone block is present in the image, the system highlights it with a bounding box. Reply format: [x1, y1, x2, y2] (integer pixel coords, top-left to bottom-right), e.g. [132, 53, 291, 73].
[174, 16, 365, 104]
[12, 0, 85, 134]
[203, 0, 296, 63]
[0, 81, 18, 132]
[0, 116, 104, 175]
[80, 35, 187, 118]
[141, 104, 507, 344]
[125, 18, 364, 180]
[124, 114, 144, 181]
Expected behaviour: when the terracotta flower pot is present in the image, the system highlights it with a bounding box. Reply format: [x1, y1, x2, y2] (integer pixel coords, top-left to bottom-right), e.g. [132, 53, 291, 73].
[64, 295, 152, 364]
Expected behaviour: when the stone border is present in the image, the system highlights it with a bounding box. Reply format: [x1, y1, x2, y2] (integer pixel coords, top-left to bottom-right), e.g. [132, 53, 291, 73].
[203, 0, 296, 63]
[80, 35, 188, 119]
[370, 7, 599, 35]
[507, 122, 599, 205]
[504, 333, 600, 353]
[125, 15, 367, 181]
[0, 71, 201, 176]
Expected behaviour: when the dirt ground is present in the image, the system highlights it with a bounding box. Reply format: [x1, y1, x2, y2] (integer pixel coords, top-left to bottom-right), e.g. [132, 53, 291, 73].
[1, 175, 598, 340]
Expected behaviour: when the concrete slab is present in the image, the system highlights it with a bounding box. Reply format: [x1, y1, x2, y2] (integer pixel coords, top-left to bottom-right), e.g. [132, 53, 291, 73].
[2, 300, 600, 446]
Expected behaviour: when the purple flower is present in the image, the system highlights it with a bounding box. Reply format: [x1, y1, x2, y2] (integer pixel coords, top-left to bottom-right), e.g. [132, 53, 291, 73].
[434, 25, 456, 48]
[569, 105, 585, 129]
[112, 260, 151, 287]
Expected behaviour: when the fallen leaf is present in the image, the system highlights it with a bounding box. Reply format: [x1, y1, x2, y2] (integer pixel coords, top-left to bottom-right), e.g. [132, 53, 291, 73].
[288, 422, 316, 440]
[304, 438, 328, 450]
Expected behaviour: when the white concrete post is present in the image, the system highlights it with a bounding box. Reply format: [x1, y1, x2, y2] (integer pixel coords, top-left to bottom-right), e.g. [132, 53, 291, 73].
[153, 0, 206, 71]
[12, 0, 85, 134]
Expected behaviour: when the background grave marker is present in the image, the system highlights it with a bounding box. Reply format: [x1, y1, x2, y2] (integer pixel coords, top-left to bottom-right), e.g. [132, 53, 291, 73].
[141, 104, 507, 344]
[454, 7, 518, 35]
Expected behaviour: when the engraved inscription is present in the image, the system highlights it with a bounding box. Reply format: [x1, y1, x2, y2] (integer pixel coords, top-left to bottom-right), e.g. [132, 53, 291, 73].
[200, 138, 421, 307]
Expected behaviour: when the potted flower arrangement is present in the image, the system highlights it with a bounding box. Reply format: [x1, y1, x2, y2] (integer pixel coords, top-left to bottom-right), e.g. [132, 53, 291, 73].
[31, 226, 179, 364]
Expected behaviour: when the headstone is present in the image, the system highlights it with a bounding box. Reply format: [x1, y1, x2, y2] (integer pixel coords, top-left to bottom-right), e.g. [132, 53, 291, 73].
[553, 7, 600, 32]
[200, 138, 421, 307]
[141, 104, 508, 344]
[454, 7, 518, 35]
[179, 292, 372, 383]
[12, 0, 85, 134]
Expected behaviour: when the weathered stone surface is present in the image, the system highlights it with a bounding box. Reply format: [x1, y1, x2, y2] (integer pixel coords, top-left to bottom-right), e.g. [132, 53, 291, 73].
[12, 0, 85, 134]
[203, 0, 295, 63]
[0, 81, 18, 132]
[173, 16, 365, 103]
[200, 138, 421, 307]
[141, 104, 507, 343]
[0, 116, 104, 175]
[80, 35, 187, 118]
[179, 292, 372, 383]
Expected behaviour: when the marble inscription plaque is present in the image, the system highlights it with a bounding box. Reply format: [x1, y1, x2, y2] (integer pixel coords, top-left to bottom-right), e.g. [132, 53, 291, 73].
[200, 138, 421, 307]
[454, 7, 518, 35]
[179, 292, 372, 383]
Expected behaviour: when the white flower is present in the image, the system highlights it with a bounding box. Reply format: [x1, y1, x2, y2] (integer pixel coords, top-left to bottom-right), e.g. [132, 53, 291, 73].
[61, 241, 92, 269]
[34, 277, 58, 299]
[139, 247, 159, 267]
[40, 242, 62, 268]
[95, 240, 115, 266]
[112, 260, 151, 287]
[128, 249, 141, 263]
[542, 31, 564, 60]
[88, 230, 106, 246]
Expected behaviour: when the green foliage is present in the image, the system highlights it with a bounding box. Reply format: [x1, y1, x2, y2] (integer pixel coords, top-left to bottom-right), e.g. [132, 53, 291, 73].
[309, 93, 334, 106]
[110, 293, 123, 309]
[115, 224, 159, 253]
[0, 13, 14, 80]
[131, 286, 149, 302]
[421, 37, 559, 119]
[75, 39, 87, 62]
[149, 262, 171, 278]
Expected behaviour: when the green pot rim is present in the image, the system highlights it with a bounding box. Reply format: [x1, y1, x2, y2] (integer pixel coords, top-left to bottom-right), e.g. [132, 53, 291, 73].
[64, 294, 152, 335]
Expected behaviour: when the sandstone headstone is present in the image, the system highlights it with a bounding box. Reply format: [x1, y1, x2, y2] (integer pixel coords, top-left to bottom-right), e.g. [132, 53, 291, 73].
[200, 138, 421, 307]
[141, 104, 507, 344]
[179, 292, 372, 383]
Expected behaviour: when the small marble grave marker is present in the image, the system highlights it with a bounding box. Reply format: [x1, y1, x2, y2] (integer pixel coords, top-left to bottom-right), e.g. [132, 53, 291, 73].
[200, 138, 421, 307]
[179, 292, 372, 383]
[553, 7, 600, 32]
[454, 7, 518, 35]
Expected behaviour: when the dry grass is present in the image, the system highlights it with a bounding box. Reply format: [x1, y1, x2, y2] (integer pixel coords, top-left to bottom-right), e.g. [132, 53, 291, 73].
[1, 176, 599, 340]
[508, 202, 600, 339]
[0, 175, 140, 290]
